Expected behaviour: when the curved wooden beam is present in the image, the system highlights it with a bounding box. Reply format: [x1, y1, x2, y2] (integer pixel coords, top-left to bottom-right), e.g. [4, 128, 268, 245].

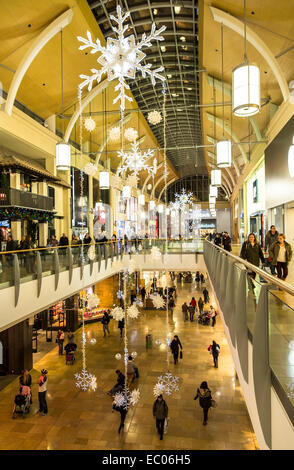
[64, 79, 110, 143]
[207, 151, 234, 190]
[5, 9, 74, 115]
[158, 177, 176, 202]
[209, 6, 289, 102]
[151, 174, 166, 198]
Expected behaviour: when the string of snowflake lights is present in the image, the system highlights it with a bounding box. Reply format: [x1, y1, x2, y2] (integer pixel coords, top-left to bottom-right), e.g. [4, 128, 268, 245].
[78, 5, 166, 112]
[84, 116, 96, 132]
[151, 293, 165, 309]
[124, 127, 138, 142]
[117, 140, 155, 177]
[148, 110, 162, 125]
[109, 126, 121, 142]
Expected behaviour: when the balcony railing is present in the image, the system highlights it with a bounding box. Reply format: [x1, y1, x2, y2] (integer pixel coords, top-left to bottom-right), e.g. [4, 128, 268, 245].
[0, 188, 54, 211]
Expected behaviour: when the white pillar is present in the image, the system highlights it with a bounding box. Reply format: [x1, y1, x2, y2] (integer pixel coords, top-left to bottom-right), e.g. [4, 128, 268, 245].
[10, 173, 20, 189]
[11, 220, 21, 242]
[39, 222, 48, 247]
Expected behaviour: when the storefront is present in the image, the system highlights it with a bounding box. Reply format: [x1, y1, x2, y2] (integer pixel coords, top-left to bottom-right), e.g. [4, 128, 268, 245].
[245, 158, 266, 245]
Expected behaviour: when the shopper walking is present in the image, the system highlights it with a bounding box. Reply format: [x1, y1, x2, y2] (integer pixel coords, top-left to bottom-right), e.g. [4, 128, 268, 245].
[265, 225, 279, 274]
[102, 311, 111, 337]
[57, 330, 65, 355]
[170, 335, 182, 365]
[269, 233, 292, 281]
[210, 306, 217, 327]
[118, 318, 125, 338]
[223, 232, 232, 252]
[194, 381, 213, 425]
[113, 398, 128, 434]
[198, 296, 204, 315]
[208, 340, 220, 368]
[203, 287, 209, 304]
[153, 394, 168, 440]
[188, 302, 195, 322]
[140, 286, 146, 303]
[182, 301, 188, 321]
[240, 233, 265, 287]
[127, 355, 136, 385]
[108, 370, 125, 396]
[169, 297, 175, 315]
[38, 369, 48, 416]
[19, 369, 32, 403]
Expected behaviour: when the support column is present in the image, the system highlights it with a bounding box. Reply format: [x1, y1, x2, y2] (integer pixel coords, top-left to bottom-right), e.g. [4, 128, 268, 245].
[65, 295, 80, 332]
[11, 220, 21, 243]
[10, 172, 20, 189]
[88, 175, 93, 239]
[0, 319, 32, 375]
[39, 222, 48, 247]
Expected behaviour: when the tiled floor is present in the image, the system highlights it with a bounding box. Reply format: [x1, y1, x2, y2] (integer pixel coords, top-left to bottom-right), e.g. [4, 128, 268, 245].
[0, 273, 258, 450]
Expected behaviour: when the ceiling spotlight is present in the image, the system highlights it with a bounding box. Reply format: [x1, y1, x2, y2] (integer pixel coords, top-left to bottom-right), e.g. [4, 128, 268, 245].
[180, 36, 186, 42]
[153, 8, 158, 15]
[187, 87, 192, 91]
[167, 74, 172, 78]
[172, 93, 179, 97]
[161, 45, 166, 52]
[174, 6, 181, 14]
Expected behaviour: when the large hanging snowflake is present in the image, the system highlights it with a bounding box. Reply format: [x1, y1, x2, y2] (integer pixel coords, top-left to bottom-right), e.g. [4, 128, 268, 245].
[174, 188, 193, 210]
[78, 6, 166, 111]
[84, 117, 96, 132]
[117, 140, 155, 177]
[157, 372, 179, 396]
[127, 304, 140, 319]
[153, 382, 165, 397]
[112, 306, 125, 321]
[87, 294, 100, 309]
[75, 369, 97, 392]
[151, 293, 165, 309]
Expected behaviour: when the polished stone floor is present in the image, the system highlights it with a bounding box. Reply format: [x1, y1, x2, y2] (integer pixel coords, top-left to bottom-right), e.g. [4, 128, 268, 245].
[0, 273, 258, 450]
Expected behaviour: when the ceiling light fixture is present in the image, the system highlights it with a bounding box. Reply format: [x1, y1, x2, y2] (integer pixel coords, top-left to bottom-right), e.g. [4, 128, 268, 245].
[217, 24, 231, 168]
[232, 0, 260, 117]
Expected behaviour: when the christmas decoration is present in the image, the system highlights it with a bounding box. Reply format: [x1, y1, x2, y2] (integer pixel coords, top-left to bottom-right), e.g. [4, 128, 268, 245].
[109, 126, 121, 142]
[134, 296, 143, 307]
[117, 290, 124, 299]
[113, 392, 126, 407]
[155, 339, 162, 346]
[153, 382, 165, 397]
[83, 162, 97, 176]
[147, 183, 152, 190]
[124, 127, 138, 142]
[75, 368, 97, 392]
[87, 294, 100, 309]
[90, 338, 97, 345]
[115, 353, 122, 360]
[148, 110, 162, 125]
[78, 6, 166, 111]
[112, 306, 125, 321]
[131, 351, 138, 358]
[157, 372, 179, 396]
[151, 293, 165, 309]
[0, 207, 54, 222]
[129, 388, 140, 406]
[117, 141, 155, 177]
[151, 246, 161, 260]
[84, 117, 96, 132]
[174, 188, 193, 209]
[127, 304, 140, 319]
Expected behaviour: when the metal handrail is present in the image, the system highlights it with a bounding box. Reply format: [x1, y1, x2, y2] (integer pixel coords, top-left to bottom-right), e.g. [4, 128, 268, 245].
[0, 237, 204, 256]
[205, 240, 294, 297]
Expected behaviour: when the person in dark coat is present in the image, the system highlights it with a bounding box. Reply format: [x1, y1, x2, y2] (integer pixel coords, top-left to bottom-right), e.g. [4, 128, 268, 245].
[59, 233, 69, 246]
[108, 369, 125, 395]
[194, 381, 213, 425]
[83, 233, 92, 245]
[118, 318, 124, 338]
[198, 297, 204, 315]
[101, 311, 111, 337]
[153, 394, 168, 440]
[214, 233, 222, 246]
[269, 233, 292, 281]
[140, 286, 146, 303]
[170, 335, 182, 364]
[240, 233, 265, 284]
[223, 232, 232, 252]
[203, 288, 209, 304]
[113, 399, 128, 434]
[208, 340, 220, 368]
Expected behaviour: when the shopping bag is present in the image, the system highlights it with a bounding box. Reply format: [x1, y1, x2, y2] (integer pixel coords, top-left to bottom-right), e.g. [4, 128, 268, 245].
[164, 417, 169, 434]
[211, 399, 217, 408]
[180, 350, 183, 359]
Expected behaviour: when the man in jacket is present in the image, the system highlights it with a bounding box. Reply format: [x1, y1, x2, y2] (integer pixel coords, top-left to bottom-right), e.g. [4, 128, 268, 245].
[265, 225, 279, 274]
[153, 394, 168, 440]
[101, 311, 110, 337]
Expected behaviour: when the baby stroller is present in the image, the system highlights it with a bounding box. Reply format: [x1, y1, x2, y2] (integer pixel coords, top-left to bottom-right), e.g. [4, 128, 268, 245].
[12, 385, 31, 419]
[65, 342, 77, 365]
[198, 311, 210, 326]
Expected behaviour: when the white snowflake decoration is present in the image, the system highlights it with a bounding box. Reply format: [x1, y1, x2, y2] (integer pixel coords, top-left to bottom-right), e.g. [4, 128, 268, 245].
[88, 245, 96, 260]
[87, 294, 100, 309]
[151, 293, 165, 309]
[113, 392, 126, 407]
[75, 369, 97, 392]
[148, 110, 162, 125]
[78, 6, 166, 111]
[109, 126, 121, 142]
[83, 162, 97, 176]
[169, 200, 181, 212]
[112, 306, 125, 321]
[124, 127, 138, 142]
[153, 382, 165, 397]
[151, 246, 161, 260]
[129, 388, 140, 406]
[127, 304, 140, 319]
[115, 353, 122, 360]
[157, 372, 179, 396]
[117, 141, 155, 177]
[134, 296, 143, 307]
[117, 290, 124, 299]
[84, 117, 96, 132]
[174, 188, 193, 210]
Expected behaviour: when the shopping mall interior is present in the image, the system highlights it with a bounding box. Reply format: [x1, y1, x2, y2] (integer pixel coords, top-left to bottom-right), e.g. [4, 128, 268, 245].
[0, 0, 293, 453]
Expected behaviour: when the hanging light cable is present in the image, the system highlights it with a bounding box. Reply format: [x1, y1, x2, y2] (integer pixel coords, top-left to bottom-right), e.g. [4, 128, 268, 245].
[232, 0, 260, 117]
[217, 23, 231, 168]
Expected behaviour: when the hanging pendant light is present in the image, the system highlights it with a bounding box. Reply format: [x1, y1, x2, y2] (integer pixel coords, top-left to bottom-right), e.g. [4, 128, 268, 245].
[209, 195, 216, 204]
[157, 204, 163, 213]
[211, 169, 221, 187]
[232, 0, 260, 117]
[56, 30, 70, 171]
[209, 185, 218, 198]
[99, 171, 110, 189]
[217, 139, 232, 167]
[149, 200, 155, 210]
[288, 136, 294, 177]
[122, 185, 131, 198]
